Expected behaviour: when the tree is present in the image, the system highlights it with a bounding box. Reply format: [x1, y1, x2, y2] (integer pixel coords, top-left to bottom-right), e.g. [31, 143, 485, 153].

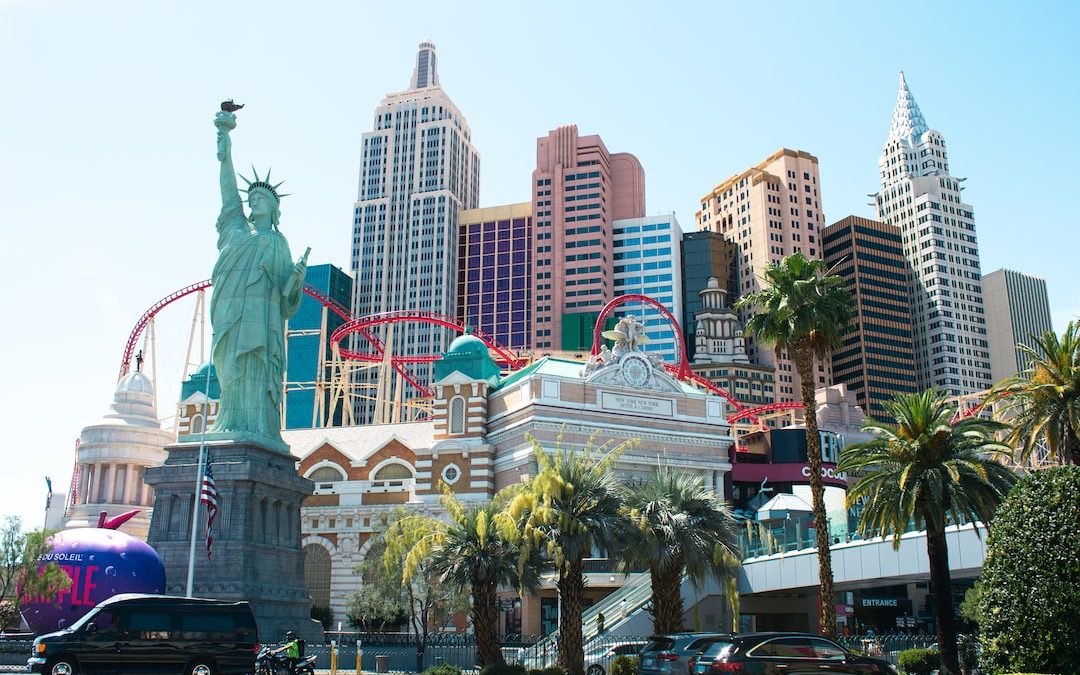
[996, 322, 1080, 466]
[839, 389, 1017, 675]
[0, 517, 70, 630]
[978, 466, 1080, 674]
[735, 252, 852, 638]
[344, 552, 407, 631]
[621, 468, 740, 633]
[498, 434, 633, 675]
[382, 510, 469, 672]
[395, 488, 543, 668]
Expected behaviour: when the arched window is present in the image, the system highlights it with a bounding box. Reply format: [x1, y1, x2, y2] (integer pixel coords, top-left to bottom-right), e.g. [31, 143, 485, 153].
[309, 465, 346, 483]
[372, 463, 413, 481]
[449, 396, 466, 435]
[190, 413, 204, 434]
[303, 544, 332, 610]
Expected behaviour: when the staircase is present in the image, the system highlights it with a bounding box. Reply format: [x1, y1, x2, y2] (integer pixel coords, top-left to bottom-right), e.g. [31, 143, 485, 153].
[520, 572, 653, 667]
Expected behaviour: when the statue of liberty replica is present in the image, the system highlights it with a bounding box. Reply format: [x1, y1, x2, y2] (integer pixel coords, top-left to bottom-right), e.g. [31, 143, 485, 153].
[146, 104, 320, 642]
[210, 107, 308, 445]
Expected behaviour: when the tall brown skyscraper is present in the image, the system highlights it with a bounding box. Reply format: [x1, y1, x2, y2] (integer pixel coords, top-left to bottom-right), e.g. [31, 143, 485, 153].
[821, 216, 917, 418]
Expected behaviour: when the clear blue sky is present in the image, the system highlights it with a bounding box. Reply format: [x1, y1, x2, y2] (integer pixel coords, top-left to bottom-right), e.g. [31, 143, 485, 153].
[1, 0, 1077, 529]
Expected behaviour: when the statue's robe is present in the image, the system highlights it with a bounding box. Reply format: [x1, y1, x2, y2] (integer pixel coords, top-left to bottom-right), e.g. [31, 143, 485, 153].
[209, 198, 301, 439]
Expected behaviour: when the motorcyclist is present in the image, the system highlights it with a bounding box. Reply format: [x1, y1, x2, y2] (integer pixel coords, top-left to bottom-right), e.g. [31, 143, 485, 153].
[272, 630, 301, 674]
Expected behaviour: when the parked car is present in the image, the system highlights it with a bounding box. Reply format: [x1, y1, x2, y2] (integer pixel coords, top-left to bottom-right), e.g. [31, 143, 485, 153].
[688, 632, 897, 674]
[584, 640, 648, 675]
[638, 633, 734, 675]
[29, 593, 259, 675]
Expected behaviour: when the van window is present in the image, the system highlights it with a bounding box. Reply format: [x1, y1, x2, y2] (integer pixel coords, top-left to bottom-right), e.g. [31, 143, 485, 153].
[124, 611, 173, 640]
[177, 611, 236, 640]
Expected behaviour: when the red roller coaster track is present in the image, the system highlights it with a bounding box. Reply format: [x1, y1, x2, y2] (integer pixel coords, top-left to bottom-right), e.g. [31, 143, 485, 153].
[120, 283, 803, 424]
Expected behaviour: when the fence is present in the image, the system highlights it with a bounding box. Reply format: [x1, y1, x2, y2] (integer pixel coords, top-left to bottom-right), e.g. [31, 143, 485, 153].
[837, 634, 937, 665]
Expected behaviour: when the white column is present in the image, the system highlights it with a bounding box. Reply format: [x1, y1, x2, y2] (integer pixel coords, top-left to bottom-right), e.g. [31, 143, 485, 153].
[77, 465, 91, 505]
[97, 464, 112, 504]
[123, 465, 137, 505]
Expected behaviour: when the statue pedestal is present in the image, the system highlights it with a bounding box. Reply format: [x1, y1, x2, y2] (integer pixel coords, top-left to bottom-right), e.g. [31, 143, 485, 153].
[145, 438, 322, 643]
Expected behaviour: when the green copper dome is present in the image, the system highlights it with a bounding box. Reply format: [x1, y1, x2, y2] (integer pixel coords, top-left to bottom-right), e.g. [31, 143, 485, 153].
[446, 332, 488, 356]
[434, 329, 501, 387]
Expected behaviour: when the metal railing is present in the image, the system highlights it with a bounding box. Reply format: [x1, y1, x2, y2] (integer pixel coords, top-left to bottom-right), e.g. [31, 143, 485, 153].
[836, 634, 938, 666]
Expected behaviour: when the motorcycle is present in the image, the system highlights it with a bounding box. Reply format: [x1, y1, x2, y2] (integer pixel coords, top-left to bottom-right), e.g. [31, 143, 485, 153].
[256, 644, 316, 675]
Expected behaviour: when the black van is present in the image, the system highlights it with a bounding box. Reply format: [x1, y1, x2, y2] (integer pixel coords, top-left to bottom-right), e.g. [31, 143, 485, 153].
[29, 593, 258, 675]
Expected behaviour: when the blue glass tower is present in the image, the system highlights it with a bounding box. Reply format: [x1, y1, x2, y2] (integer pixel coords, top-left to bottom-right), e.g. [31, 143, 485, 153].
[285, 264, 353, 429]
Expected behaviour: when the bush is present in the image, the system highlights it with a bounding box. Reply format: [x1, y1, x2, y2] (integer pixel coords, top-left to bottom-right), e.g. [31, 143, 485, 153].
[482, 666, 527, 675]
[979, 467, 1080, 674]
[896, 648, 940, 675]
[610, 655, 639, 675]
[423, 665, 463, 675]
[527, 668, 566, 675]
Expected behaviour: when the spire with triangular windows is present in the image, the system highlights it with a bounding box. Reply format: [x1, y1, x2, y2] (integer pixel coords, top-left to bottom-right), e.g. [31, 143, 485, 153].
[888, 71, 928, 146]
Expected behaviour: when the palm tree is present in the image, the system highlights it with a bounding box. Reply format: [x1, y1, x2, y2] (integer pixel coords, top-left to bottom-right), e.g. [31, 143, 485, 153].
[838, 389, 1017, 675]
[388, 490, 539, 668]
[996, 322, 1080, 466]
[734, 252, 852, 638]
[498, 434, 633, 675]
[621, 469, 740, 633]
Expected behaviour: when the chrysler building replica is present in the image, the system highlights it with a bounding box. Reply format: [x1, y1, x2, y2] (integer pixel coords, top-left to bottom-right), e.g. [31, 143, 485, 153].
[872, 72, 991, 395]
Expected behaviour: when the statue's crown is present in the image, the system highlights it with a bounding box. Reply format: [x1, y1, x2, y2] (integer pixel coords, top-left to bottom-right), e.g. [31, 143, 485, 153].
[239, 166, 289, 204]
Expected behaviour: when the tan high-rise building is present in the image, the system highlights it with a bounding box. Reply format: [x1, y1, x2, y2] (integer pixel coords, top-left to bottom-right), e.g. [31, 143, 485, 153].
[696, 148, 830, 401]
[982, 268, 1053, 383]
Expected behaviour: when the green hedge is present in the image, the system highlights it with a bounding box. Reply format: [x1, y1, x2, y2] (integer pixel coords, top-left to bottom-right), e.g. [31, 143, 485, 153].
[610, 655, 639, 675]
[896, 648, 940, 675]
[423, 665, 463, 675]
[979, 466, 1080, 674]
[481, 666, 527, 675]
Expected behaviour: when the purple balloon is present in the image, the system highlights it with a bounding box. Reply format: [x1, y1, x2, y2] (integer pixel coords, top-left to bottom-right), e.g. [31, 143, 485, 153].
[21, 528, 165, 634]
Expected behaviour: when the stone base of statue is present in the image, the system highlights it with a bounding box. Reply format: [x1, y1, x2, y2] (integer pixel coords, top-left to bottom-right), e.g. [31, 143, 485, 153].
[145, 437, 322, 643]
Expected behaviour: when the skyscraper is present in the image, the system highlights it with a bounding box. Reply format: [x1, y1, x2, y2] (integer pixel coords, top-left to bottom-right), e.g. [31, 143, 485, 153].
[456, 203, 533, 352]
[696, 148, 831, 400]
[982, 268, 1053, 383]
[872, 72, 991, 395]
[612, 214, 683, 363]
[822, 216, 917, 418]
[350, 41, 480, 420]
[285, 264, 353, 429]
[532, 125, 645, 351]
[681, 230, 738, 360]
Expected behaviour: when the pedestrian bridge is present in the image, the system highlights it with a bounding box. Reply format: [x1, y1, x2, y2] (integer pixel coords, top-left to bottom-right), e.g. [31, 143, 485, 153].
[739, 522, 988, 594]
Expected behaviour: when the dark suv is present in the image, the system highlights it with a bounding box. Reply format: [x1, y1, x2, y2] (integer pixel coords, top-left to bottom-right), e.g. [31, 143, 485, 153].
[638, 633, 734, 675]
[29, 593, 259, 675]
[687, 632, 896, 674]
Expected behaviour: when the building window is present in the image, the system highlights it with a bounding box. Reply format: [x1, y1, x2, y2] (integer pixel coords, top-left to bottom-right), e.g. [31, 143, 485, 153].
[303, 544, 332, 610]
[449, 396, 466, 434]
[372, 463, 413, 481]
[442, 464, 461, 485]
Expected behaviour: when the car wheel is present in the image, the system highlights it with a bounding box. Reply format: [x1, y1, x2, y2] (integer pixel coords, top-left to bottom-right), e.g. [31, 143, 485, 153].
[47, 658, 79, 675]
[587, 665, 605, 675]
[189, 662, 215, 675]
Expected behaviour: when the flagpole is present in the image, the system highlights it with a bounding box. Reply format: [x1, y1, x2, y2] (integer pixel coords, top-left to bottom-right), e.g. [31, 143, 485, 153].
[186, 365, 213, 597]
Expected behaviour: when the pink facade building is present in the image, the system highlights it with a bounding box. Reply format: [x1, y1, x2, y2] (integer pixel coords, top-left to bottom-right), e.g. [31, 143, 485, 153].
[532, 126, 645, 351]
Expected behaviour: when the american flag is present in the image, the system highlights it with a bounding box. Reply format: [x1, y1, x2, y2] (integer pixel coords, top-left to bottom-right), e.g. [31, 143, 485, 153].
[200, 461, 219, 560]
